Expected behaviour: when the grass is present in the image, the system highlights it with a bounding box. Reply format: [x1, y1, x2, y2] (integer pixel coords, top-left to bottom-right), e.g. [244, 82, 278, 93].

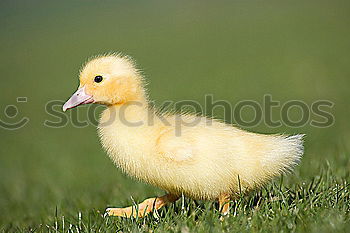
[2, 165, 349, 232]
[1, 0, 350, 232]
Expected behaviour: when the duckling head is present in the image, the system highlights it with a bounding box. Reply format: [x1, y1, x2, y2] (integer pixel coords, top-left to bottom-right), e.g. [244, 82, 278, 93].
[63, 54, 145, 111]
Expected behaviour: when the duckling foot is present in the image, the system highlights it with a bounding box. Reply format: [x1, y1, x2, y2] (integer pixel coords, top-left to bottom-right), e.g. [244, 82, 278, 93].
[219, 193, 231, 221]
[105, 193, 179, 218]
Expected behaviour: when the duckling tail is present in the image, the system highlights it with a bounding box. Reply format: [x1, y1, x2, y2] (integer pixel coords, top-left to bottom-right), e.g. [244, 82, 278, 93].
[261, 134, 305, 177]
[237, 134, 304, 191]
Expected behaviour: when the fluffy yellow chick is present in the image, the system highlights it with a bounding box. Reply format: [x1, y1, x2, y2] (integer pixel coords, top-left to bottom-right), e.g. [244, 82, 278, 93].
[63, 53, 304, 218]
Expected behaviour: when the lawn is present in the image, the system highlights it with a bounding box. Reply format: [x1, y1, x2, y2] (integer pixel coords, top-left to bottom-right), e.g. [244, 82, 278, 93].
[0, 0, 349, 232]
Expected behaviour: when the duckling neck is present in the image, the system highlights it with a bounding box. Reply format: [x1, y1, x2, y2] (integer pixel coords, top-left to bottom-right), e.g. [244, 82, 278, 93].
[100, 99, 151, 127]
[98, 100, 158, 179]
[98, 98, 152, 137]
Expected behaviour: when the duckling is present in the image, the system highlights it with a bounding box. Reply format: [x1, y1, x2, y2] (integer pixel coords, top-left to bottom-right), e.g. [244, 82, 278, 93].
[63, 53, 304, 218]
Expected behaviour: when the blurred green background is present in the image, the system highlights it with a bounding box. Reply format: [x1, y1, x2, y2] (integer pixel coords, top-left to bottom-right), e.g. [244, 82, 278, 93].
[0, 0, 349, 231]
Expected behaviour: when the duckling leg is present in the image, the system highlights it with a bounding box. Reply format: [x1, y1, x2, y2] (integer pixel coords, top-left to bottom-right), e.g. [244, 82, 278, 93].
[219, 193, 231, 218]
[105, 193, 179, 218]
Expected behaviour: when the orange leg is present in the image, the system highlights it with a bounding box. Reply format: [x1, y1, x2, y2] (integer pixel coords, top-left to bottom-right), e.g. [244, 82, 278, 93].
[219, 193, 231, 219]
[105, 193, 179, 218]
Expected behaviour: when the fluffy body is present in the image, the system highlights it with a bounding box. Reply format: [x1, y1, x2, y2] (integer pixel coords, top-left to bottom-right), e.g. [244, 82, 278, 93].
[98, 104, 303, 200]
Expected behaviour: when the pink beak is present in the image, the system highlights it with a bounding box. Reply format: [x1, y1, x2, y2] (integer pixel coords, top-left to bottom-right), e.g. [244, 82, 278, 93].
[63, 86, 94, 112]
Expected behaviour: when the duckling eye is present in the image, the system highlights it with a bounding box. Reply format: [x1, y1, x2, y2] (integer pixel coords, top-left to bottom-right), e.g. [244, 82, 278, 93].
[94, 75, 103, 83]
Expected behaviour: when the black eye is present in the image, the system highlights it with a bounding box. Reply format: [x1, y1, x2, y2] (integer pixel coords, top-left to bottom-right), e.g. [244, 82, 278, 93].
[94, 75, 103, 83]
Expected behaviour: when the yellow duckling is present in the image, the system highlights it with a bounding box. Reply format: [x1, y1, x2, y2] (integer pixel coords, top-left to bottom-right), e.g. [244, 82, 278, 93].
[63, 53, 304, 218]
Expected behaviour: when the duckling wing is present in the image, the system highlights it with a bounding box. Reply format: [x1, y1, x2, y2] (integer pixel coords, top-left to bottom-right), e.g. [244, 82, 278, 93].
[156, 132, 194, 162]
